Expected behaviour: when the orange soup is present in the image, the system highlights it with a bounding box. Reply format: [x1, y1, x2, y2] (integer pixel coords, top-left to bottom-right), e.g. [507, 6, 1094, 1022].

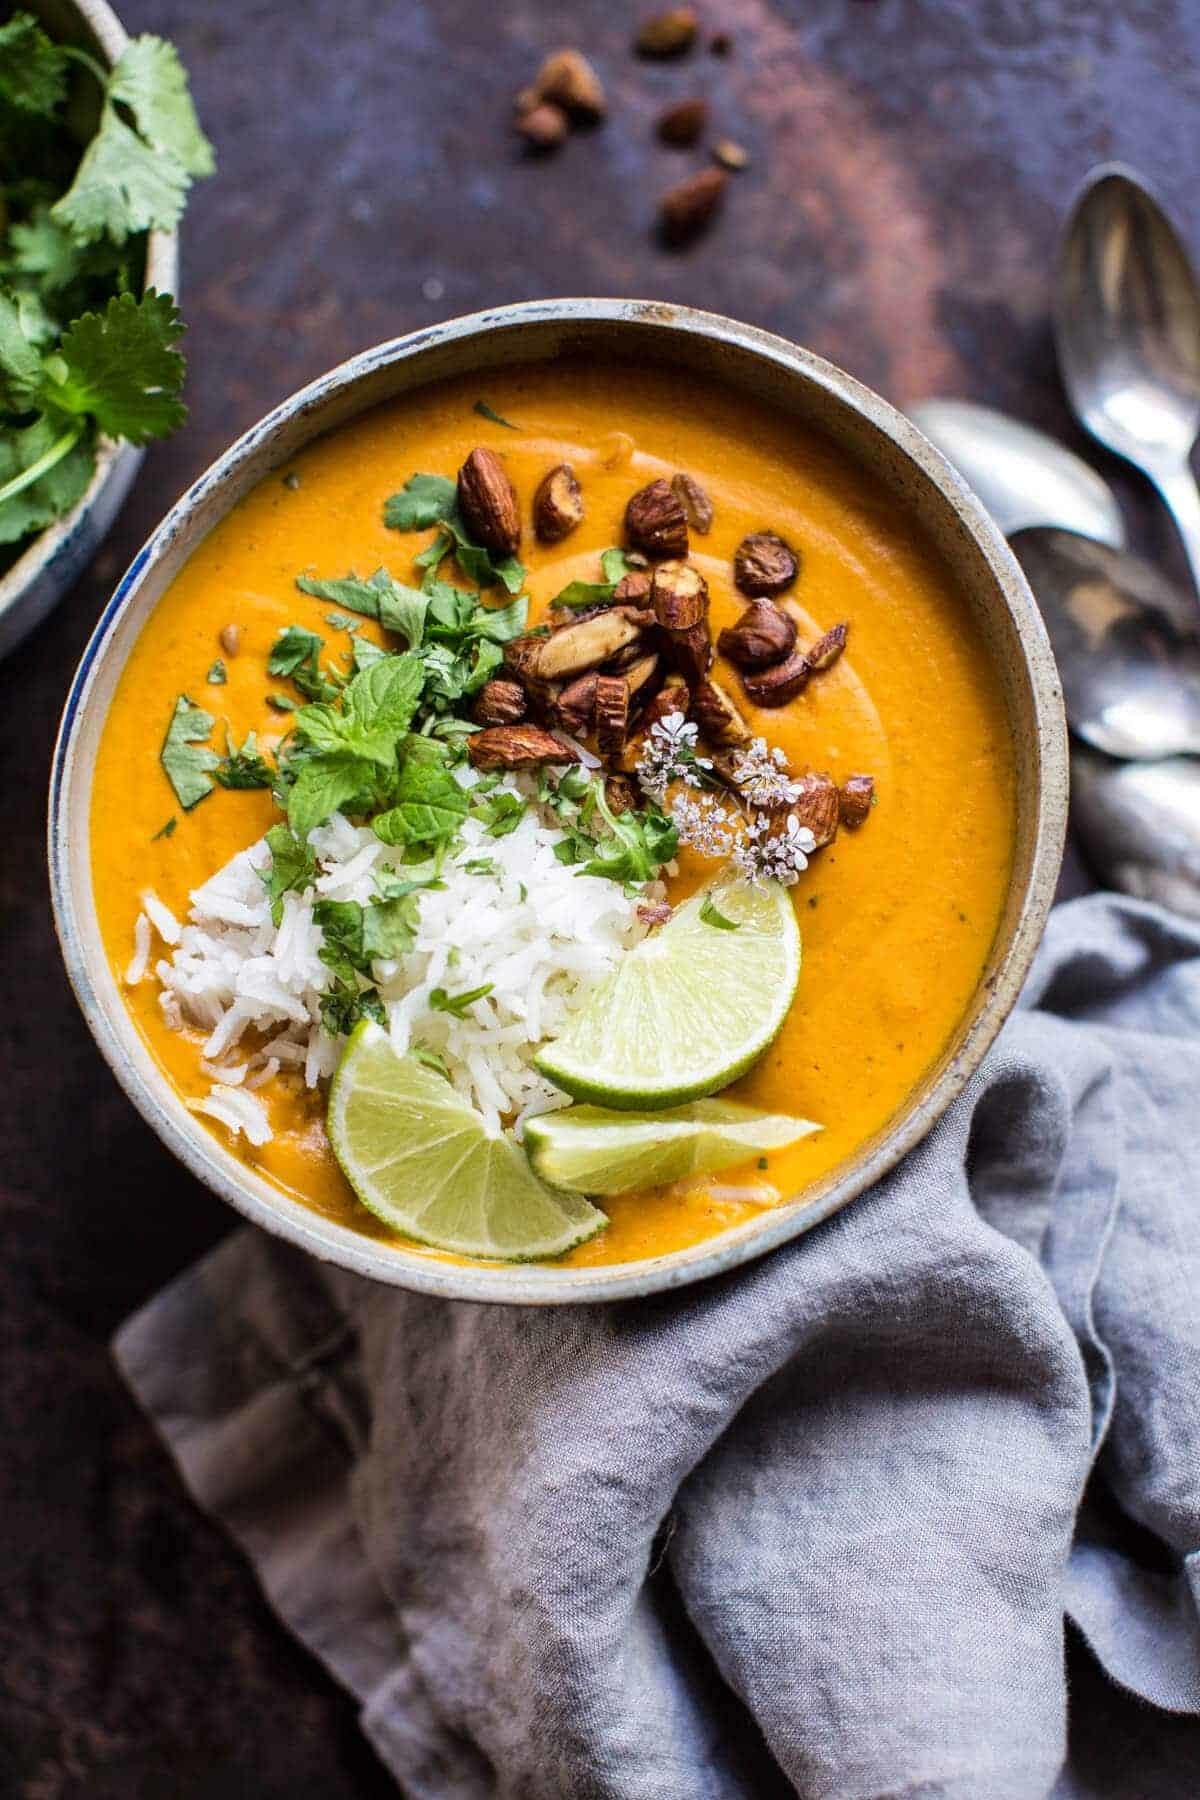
[91, 363, 1016, 1267]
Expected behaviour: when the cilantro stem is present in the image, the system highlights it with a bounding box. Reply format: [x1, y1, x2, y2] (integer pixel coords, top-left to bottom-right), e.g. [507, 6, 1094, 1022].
[60, 43, 111, 89]
[0, 421, 85, 509]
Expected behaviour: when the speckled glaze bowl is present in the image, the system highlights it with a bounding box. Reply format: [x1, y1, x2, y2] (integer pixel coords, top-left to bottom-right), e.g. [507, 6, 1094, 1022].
[0, 0, 179, 661]
[49, 300, 1068, 1304]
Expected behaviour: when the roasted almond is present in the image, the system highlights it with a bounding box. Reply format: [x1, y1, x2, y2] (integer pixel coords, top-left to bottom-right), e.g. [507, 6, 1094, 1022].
[594, 674, 631, 758]
[515, 102, 568, 150]
[533, 463, 585, 544]
[457, 447, 520, 557]
[467, 725, 581, 771]
[622, 651, 661, 703]
[555, 671, 600, 735]
[691, 678, 751, 747]
[718, 600, 797, 670]
[218, 623, 241, 657]
[613, 569, 652, 605]
[657, 97, 708, 146]
[659, 167, 727, 246]
[734, 531, 800, 598]
[671, 472, 714, 534]
[838, 773, 875, 828]
[789, 772, 840, 848]
[741, 651, 811, 707]
[472, 678, 527, 726]
[635, 6, 698, 55]
[808, 621, 848, 671]
[606, 774, 641, 817]
[530, 609, 645, 681]
[534, 48, 607, 119]
[651, 559, 708, 630]
[663, 618, 713, 686]
[625, 478, 689, 559]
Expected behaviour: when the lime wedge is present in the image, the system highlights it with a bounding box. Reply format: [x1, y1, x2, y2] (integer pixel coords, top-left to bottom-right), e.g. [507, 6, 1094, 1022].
[524, 1099, 820, 1195]
[535, 880, 801, 1109]
[328, 1023, 606, 1261]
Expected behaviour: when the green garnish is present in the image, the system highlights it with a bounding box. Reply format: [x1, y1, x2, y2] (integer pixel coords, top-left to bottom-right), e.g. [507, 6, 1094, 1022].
[206, 658, 227, 685]
[545, 767, 677, 886]
[282, 652, 425, 842]
[160, 694, 218, 811]
[260, 822, 314, 925]
[550, 548, 636, 612]
[471, 788, 526, 838]
[297, 568, 428, 647]
[268, 625, 342, 702]
[699, 894, 741, 931]
[429, 983, 494, 1017]
[384, 470, 526, 593]
[214, 730, 273, 790]
[151, 816, 177, 841]
[473, 399, 520, 430]
[282, 470, 301, 491]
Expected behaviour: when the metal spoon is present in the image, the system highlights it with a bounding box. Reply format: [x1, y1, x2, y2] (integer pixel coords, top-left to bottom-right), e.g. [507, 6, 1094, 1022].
[1056, 165, 1200, 596]
[1071, 748, 1200, 919]
[911, 398, 1127, 547]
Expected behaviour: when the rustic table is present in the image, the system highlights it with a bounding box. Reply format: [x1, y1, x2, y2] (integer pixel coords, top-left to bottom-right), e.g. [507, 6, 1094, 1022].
[5, 1, 1199, 1791]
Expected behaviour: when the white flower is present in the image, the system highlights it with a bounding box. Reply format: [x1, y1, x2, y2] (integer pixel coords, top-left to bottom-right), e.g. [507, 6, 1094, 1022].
[730, 737, 803, 809]
[733, 812, 816, 887]
[635, 711, 712, 802]
[670, 791, 735, 858]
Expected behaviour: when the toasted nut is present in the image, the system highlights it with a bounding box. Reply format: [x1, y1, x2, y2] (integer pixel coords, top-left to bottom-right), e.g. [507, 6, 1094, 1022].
[718, 600, 797, 670]
[671, 472, 714, 534]
[467, 725, 581, 771]
[734, 531, 800, 597]
[691, 678, 751, 748]
[789, 772, 840, 848]
[658, 97, 708, 146]
[712, 137, 749, 170]
[598, 430, 636, 470]
[458, 447, 520, 557]
[606, 774, 641, 817]
[651, 559, 708, 630]
[635, 7, 698, 55]
[622, 651, 661, 702]
[515, 102, 568, 150]
[218, 623, 242, 657]
[472, 678, 527, 727]
[663, 618, 713, 686]
[659, 168, 727, 246]
[534, 48, 607, 119]
[637, 898, 673, 926]
[530, 609, 646, 681]
[614, 569, 652, 605]
[595, 675, 630, 758]
[625, 478, 689, 559]
[555, 672, 599, 735]
[618, 675, 689, 770]
[741, 651, 811, 707]
[839, 774, 875, 828]
[533, 463, 585, 544]
[808, 621, 848, 671]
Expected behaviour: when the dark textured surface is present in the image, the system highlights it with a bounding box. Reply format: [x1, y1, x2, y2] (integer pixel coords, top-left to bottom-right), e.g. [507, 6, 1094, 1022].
[3, 2, 1199, 1793]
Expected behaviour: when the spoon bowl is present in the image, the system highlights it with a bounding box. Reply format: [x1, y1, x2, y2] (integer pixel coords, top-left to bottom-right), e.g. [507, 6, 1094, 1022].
[1072, 748, 1200, 919]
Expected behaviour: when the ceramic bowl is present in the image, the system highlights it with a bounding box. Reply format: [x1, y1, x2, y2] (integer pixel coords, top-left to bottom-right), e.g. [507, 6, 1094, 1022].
[0, 0, 179, 661]
[49, 300, 1068, 1304]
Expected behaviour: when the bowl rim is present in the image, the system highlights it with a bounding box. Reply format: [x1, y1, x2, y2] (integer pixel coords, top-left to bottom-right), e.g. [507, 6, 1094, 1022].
[49, 297, 1068, 1304]
[0, 0, 179, 644]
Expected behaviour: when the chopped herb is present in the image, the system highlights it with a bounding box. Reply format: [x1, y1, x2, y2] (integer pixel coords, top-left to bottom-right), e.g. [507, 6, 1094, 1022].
[472, 787, 526, 838]
[151, 816, 177, 840]
[601, 547, 633, 583]
[323, 612, 360, 633]
[282, 470, 301, 490]
[206, 658, 227, 684]
[473, 398, 520, 430]
[259, 822, 314, 925]
[268, 624, 341, 702]
[411, 1045, 451, 1078]
[214, 730, 273, 789]
[297, 568, 428, 647]
[699, 894, 741, 931]
[382, 472, 458, 532]
[429, 982, 494, 1017]
[160, 694, 218, 810]
[384, 469, 526, 593]
[371, 750, 469, 849]
[281, 652, 426, 841]
[757, 1157, 769, 1170]
[461, 856, 497, 876]
[267, 692, 298, 712]
[319, 984, 385, 1037]
[550, 548, 635, 612]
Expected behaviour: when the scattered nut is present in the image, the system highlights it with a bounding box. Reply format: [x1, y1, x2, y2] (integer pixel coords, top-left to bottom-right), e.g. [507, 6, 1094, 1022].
[467, 725, 582, 771]
[663, 619, 713, 686]
[534, 48, 607, 119]
[595, 674, 631, 758]
[625, 478, 689, 558]
[659, 167, 727, 245]
[613, 569, 652, 605]
[635, 7, 698, 55]
[741, 651, 812, 706]
[808, 621, 848, 671]
[691, 677, 752, 747]
[718, 600, 797, 670]
[637, 898, 673, 925]
[712, 138, 749, 171]
[528, 609, 646, 680]
[839, 774, 875, 828]
[457, 447, 521, 557]
[637, 673, 690, 736]
[533, 463, 585, 544]
[515, 103, 569, 151]
[472, 678, 527, 727]
[651, 560, 708, 631]
[622, 651, 661, 703]
[598, 430, 636, 470]
[734, 530, 800, 597]
[555, 672, 600, 736]
[789, 772, 840, 847]
[606, 774, 641, 817]
[671, 472, 714, 533]
[218, 623, 241, 657]
[657, 98, 708, 146]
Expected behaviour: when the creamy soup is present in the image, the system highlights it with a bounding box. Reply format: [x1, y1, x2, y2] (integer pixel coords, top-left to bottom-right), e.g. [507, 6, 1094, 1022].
[91, 362, 1016, 1267]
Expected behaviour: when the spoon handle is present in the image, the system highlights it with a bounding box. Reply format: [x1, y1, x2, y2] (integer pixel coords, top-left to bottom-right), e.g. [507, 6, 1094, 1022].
[1152, 463, 1200, 601]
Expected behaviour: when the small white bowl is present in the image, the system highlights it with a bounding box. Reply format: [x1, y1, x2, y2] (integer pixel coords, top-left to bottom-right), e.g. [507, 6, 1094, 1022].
[0, 0, 178, 660]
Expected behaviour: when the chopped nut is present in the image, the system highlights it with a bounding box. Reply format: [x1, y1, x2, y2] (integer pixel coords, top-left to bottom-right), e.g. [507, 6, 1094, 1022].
[839, 774, 875, 828]
[691, 678, 752, 747]
[637, 898, 673, 926]
[712, 138, 749, 171]
[533, 463, 585, 544]
[635, 7, 698, 55]
[555, 672, 600, 735]
[663, 619, 713, 686]
[457, 447, 520, 557]
[659, 168, 727, 246]
[741, 652, 812, 707]
[218, 623, 241, 657]
[618, 675, 689, 770]
[594, 674, 631, 758]
[651, 559, 708, 631]
[515, 103, 568, 151]
[657, 98, 708, 146]
[808, 621, 848, 671]
[606, 774, 641, 817]
[718, 600, 797, 670]
[534, 48, 607, 119]
[622, 651, 661, 702]
[671, 472, 714, 534]
[528, 609, 646, 681]
[467, 725, 581, 771]
[613, 569, 652, 605]
[625, 478, 689, 559]
[789, 772, 840, 847]
[598, 431, 636, 470]
[734, 531, 800, 597]
[472, 678, 527, 726]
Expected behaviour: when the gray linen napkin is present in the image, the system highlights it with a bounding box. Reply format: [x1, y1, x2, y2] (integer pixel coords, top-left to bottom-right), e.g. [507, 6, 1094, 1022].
[114, 894, 1200, 1799]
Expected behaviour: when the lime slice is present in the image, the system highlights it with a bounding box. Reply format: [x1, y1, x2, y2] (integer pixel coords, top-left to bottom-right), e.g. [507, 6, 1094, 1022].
[535, 880, 801, 1109]
[524, 1099, 820, 1195]
[328, 1022, 606, 1261]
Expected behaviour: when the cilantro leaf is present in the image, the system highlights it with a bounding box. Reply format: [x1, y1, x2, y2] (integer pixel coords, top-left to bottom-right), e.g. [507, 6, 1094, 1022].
[108, 36, 215, 178]
[362, 893, 421, 962]
[429, 983, 494, 1018]
[260, 823, 314, 924]
[296, 567, 429, 647]
[471, 788, 526, 838]
[268, 623, 339, 701]
[0, 13, 68, 116]
[0, 291, 45, 409]
[601, 547, 634, 583]
[385, 471, 526, 593]
[52, 109, 192, 245]
[550, 579, 619, 612]
[472, 399, 519, 430]
[0, 414, 93, 543]
[383, 473, 458, 531]
[43, 290, 186, 443]
[214, 730, 272, 789]
[160, 695, 218, 811]
[206, 659, 227, 684]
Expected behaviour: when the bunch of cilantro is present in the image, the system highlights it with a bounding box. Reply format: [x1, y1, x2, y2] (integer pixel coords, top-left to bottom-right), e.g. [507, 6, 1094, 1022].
[0, 13, 213, 560]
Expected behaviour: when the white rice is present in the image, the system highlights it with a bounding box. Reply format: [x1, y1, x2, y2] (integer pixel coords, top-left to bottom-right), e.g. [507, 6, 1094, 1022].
[147, 779, 657, 1143]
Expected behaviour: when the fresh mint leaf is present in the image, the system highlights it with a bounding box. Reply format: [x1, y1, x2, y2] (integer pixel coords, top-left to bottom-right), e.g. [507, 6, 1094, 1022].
[429, 983, 493, 1018]
[383, 473, 457, 532]
[286, 753, 376, 845]
[341, 652, 423, 741]
[361, 892, 421, 962]
[108, 36, 215, 178]
[472, 399, 519, 430]
[261, 823, 314, 925]
[214, 730, 272, 789]
[206, 658, 227, 684]
[352, 638, 388, 673]
[372, 756, 468, 849]
[699, 894, 741, 931]
[0, 12, 68, 116]
[43, 290, 186, 444]
[160, 694, 218, 811]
